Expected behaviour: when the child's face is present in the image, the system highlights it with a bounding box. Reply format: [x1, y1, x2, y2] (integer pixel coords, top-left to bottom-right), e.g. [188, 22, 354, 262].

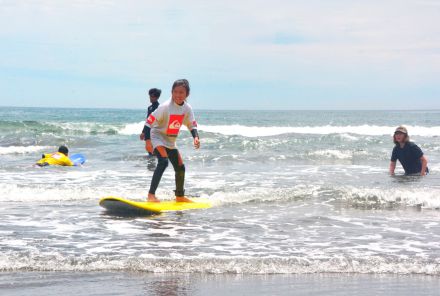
[394, 132, 406, 143]
[172, 86, 188, 105]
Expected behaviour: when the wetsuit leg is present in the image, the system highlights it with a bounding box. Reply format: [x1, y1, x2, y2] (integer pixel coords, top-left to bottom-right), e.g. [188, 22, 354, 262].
[148, 148, 169, 195]
[167, 149, 185, 196]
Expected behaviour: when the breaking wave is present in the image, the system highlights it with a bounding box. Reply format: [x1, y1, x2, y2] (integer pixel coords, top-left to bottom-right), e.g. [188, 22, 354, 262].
[118, 122, 440, 137]
[1, 254, 439, 274]
[0, 145, 52, 155]
[2, 119, 439, 138]
[1, 183, 439, 209]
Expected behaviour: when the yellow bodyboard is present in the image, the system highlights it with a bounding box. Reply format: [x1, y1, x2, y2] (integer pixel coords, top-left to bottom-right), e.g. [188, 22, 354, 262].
[99, 196, 212, 216]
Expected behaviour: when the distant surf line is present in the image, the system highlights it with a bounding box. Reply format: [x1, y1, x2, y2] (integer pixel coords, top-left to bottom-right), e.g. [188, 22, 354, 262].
[119, 122, 440, 137]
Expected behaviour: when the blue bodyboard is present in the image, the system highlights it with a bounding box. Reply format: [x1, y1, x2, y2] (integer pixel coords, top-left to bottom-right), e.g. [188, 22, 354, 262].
[70, 153, 86, 166]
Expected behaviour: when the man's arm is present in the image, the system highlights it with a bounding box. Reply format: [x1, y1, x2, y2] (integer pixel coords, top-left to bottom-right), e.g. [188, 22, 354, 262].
[140, 124, 149, 141]
[420, 155, 428, 176]
[389, 161, 396, 175]
[144, 126, 153, 153]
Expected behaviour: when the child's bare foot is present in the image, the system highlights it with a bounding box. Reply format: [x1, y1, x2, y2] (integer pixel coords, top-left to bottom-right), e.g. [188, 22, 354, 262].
[147, 193, 160, 203]
[176, 196, 193, 203]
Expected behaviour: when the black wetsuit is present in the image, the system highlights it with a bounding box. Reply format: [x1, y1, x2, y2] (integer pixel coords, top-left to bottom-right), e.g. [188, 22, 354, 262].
[149, 148, 185, 196]
[391, 141, 428, 175]
[142, 101, 159, 135]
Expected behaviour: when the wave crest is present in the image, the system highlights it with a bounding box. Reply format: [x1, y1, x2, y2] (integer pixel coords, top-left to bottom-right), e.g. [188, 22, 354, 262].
[0, 146, 52, 155]
[198, 124, 440, 137]
[1, 254, 439, 274]
[117, 122, 440, 137]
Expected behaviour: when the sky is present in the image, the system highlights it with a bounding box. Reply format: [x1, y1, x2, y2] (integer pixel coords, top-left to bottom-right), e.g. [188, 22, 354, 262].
[0, 0, 439, 110]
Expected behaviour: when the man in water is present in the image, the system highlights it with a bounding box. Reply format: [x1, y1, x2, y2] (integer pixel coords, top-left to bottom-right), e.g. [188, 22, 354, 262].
[36, 145, 74, 167]
[140, 88, 161, 144]
[140, 88, 161, 170]
[389, 126, 429, 176]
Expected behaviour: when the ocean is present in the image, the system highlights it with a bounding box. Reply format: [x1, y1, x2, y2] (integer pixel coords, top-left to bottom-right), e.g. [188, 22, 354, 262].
[0, 107, 439, 295]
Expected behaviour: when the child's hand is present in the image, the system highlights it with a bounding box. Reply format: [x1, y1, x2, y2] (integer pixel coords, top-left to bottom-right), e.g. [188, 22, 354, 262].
[194, 137, 200, 149]
[146, 140, 153, 153]
[140, 133, 145, 141]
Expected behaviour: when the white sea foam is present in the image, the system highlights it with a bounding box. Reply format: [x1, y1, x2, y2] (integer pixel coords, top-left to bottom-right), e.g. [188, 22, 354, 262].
[198, 124, 440, 137]
[0, 146, 52, 155]
[199, 185, 323, 205]
[198, 183, 440, 209]
[2, 181, 439, 209]
[0, 183, 144, 202]
[116, 122, 440, 137]
[23, 121, 122, 135]
[342, 186, 440, 209]
[119, 122, 144, 135]
[309, 149, 355, 159]
[1, 254, 439, 274]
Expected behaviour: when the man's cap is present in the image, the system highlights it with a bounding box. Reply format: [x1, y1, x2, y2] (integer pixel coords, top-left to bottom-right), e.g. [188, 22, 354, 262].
[394, 126, 408, 134]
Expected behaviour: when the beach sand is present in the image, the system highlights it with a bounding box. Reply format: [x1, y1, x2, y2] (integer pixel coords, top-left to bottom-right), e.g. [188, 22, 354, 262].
[1, 271, 439, 296]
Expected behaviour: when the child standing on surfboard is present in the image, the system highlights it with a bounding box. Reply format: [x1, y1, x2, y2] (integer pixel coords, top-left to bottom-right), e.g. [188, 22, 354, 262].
[143, 79, 200, 202]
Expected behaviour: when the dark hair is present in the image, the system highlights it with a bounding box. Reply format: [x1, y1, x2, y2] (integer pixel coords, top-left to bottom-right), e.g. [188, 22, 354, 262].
[172, 79, 190, 95]
[148, 88, 161, 98]
[58, 145, 69, 155]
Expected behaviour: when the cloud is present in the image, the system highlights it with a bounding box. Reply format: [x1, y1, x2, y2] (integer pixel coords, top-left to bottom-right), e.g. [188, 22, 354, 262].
[0, 0, 439, 109]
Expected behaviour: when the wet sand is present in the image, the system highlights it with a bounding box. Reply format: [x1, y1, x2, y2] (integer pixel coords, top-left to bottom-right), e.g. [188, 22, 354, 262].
[1, 272, 439, 296]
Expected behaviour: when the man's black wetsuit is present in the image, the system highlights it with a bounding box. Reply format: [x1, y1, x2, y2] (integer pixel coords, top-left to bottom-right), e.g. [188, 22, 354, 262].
[142, 101, 159, 135]
[147, 101, 159, 118]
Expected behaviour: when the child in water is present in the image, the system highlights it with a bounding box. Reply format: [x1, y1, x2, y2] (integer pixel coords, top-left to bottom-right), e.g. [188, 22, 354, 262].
[143, 79, 200, 202]
[36, 145, 74, 167]
[389, 126, 428, 176]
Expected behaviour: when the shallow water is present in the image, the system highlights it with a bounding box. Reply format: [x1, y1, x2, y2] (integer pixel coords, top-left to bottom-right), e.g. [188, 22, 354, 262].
[0, 107, 439, 276]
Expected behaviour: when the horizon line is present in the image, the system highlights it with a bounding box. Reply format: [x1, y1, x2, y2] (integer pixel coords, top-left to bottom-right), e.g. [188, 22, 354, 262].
[1, 105, 440, 112]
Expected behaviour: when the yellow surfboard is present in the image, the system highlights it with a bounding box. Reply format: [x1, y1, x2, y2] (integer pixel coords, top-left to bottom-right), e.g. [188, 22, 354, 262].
[99, 196, 212, 216]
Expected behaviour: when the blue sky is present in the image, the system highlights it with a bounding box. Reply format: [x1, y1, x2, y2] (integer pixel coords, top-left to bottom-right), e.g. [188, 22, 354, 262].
[0, 0, 439, 110]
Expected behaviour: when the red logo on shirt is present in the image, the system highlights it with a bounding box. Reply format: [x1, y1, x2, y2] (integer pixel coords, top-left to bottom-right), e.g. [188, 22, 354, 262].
[147, 115, 156, 125]
[167, 114, 185, 135]
[192, 120, 198, 127]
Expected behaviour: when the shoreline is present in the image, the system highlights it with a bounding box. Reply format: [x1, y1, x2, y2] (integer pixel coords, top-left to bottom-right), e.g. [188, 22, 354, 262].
[1, 271, 439, 296]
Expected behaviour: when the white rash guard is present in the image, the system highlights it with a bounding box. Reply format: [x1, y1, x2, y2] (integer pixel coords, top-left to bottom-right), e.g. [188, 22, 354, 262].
[145, 99, 197, 149]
